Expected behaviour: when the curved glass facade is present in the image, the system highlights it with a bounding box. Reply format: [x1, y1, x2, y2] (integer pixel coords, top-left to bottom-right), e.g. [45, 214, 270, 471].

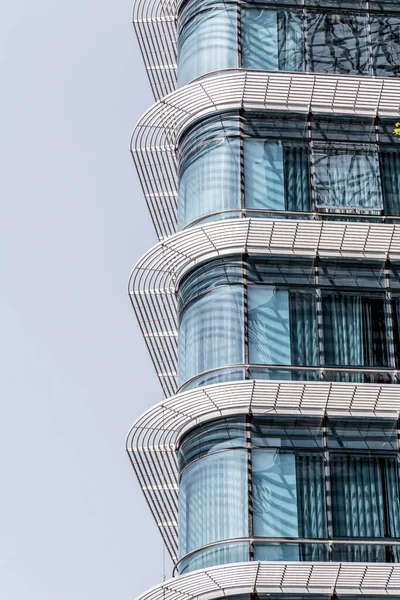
[178, 0, 400, 86]
[178, 111, 400, 230]
[178, 256, 400, 390]
[178, 415, 400, 573]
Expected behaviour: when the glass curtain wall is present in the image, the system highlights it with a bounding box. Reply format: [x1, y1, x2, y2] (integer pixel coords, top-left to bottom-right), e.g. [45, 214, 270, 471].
[178, 256, 400, 390]
[178, 416, 400, 573]
[178, 0, 400, 86]
[177, 112, 400, 229]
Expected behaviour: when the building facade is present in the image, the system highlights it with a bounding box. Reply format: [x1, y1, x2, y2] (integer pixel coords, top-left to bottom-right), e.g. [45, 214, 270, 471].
[128, 1, 400, 600]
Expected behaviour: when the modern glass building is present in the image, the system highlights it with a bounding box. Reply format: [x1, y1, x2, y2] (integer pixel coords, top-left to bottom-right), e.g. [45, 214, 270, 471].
[128, 1, 400, 600]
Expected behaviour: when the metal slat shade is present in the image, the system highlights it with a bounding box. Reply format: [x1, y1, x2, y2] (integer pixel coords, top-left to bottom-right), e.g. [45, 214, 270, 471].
[131, 70, 400, 239]
[134, 560, 400, 599]
[132, 0, 177, 100]
[128, 218, 400, 397]
[126, 378, 400, 559]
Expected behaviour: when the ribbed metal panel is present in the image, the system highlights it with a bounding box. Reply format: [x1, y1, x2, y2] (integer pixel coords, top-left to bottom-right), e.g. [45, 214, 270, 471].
[129, 217, 400, 396]
[135, 560, 400, 599]
[131, 70, 400, 239]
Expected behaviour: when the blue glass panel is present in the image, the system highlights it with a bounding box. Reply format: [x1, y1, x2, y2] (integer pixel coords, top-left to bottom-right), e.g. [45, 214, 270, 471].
[284, 142, 312, 212]
[253, 449, 299, 538]
[254, 542, 300, 561]
[311, 115, 375, 144]
[178, 6, 238, 87]
[371, 15, 400, 77]
[241, 9, 304, 71]
[248, 287, 318, 367]
[179, 542, 249, 574]
[247, 257, 314, 286]
[252, 416, 323, 448]
[242, 9, 278, 70]
[296, 453, 327, 538]
[331, 543, 400, 562]
[254, 542, 329, 562]
[248, 367, 319, 381]
[179, 449, 248, 556]
[179, 367, 246, 392]
[319, 260, 386, 290]
[245, 140, 285, 210]
[248, 287, 291, 365]
[245, 140, 311, 212]
[178, 257, 244, 312]
[178, 287, 244, 386]
[328, 418, 398, 450]
[330, 455, 400, 539]
[312, 144, 383, 211]
[306, 12, 371, 75]
[380, 148, 400, 216]
[253, 449, 326, 541]
[289, 291, 319, 366]
[322, 293, 389, 367]
[178, 138, 241, 229]
[179, 416, 246, 471]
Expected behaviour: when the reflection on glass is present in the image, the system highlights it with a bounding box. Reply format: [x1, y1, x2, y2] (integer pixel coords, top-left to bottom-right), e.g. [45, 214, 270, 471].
[248, 287, 318, 366]
[179, 542, 249, 574]
[179, 450, 248, 555]
[248, 287, 291, 365]
[371, 15, 400, 77]
[178, 6, 238, 86]
[242, 9, 304, 71]
[331, 455, 400, 562]
[380, 148, 400, 215]
[312, 144, 383, 211]
[253, 449, 326, 541]
[178, 138, 241, 229]
[244, 140, 312, 212]
[322, 293, 389, 367]
[178, 287, 244, 386]
[254, 542, 329, 562]
[306, 12, 371, 75]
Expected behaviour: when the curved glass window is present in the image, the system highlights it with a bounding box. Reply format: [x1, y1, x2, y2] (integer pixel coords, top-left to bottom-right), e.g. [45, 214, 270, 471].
[177, 256, 400, 390]
[177, 415, 400, 572]
[178, 112, 400, 230]
[177, 0, 400, 86]
[178, 286, 244, 386]
[178, 4, 238, 87]
[179, 449, 248, 556]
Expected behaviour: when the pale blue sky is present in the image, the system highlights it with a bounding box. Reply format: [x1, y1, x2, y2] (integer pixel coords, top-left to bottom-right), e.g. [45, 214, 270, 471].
[1, 1, 167, 598]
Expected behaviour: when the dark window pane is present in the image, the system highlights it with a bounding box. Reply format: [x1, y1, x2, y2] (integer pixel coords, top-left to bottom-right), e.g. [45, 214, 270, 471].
[328, 418, 398, 450]
[306, 12, 371, 75]
[318, 260, 386, 290]
[179, 416, 246, 471]
[380, 148, 400, 216]
[247, 257, 314, 286]
[252, 449, 326, 539]
[241, 9, 304, 71]
[371, 16, 400, 77]
[252, 416, 323, 448]
[322, 293, 389, 367]
[331, 455, 400, 539]
[312, 143, 383, 211]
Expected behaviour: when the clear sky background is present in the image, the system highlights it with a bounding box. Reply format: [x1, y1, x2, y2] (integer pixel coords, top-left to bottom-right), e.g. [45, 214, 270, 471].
[1, 1, 167, 598]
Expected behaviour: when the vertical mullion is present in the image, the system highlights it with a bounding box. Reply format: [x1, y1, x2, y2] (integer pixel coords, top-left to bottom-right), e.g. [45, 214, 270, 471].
[315, 256, 324, 381]
[366, 0, 375, 76]
[239, 108, 246, 215]
[307, 111, 318, 217]
[247, 413, 254, 561]
[323, 415, 333, 560]
[243, 252, 250, 379]
[237, 2, 242, 69]
[385, 259, 396, 378]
